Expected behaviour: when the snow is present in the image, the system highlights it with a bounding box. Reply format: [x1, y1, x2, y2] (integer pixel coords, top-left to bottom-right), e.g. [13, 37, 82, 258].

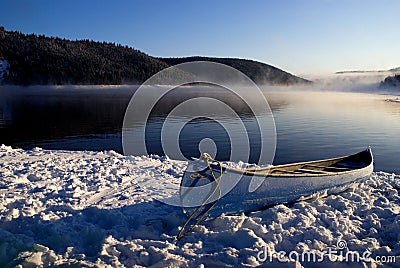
[0, 145, 399, 267]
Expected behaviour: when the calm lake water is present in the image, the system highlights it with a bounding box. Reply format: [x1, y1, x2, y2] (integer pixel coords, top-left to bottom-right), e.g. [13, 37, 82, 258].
[1, 85, 400, 174]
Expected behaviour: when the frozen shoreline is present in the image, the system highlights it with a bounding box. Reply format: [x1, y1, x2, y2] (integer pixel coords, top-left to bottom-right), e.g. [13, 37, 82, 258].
[0, 145, 399, 267]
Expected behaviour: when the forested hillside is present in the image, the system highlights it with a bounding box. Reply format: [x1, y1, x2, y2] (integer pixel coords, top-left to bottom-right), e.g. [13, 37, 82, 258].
[0, 27, 310, 86]
[0, 27, 168, 85]
[380, 74, 400, 88]
[161, 57, 310, 85]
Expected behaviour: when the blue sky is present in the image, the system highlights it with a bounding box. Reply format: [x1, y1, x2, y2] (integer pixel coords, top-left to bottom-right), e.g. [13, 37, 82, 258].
[1, 0, 399, 75]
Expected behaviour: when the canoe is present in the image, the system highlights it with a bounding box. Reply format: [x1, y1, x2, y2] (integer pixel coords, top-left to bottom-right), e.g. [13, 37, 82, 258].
[179, 147, 374, 219]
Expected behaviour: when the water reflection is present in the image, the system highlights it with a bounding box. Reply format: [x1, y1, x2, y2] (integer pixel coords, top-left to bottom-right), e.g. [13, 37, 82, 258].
[267, 91, 400, 173]
[0, 86, 399, 173]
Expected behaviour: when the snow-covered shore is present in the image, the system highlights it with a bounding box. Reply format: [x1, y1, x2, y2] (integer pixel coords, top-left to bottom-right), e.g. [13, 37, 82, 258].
[0, 145, 399, 267]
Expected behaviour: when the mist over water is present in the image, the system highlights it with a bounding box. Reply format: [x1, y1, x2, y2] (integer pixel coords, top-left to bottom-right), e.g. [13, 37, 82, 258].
[0, 74, 399, 173]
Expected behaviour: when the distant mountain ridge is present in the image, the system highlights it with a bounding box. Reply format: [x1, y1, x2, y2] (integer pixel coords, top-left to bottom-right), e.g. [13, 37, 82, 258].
[336, 67, 400, 74]
[0, 27, 310, 86]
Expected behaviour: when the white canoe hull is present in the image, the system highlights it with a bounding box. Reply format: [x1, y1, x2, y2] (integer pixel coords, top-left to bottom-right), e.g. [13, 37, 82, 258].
[180, 148, 373, 217]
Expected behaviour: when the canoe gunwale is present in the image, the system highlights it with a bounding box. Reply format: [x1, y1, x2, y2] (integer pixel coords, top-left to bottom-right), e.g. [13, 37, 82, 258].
[205, 148, 373, 178]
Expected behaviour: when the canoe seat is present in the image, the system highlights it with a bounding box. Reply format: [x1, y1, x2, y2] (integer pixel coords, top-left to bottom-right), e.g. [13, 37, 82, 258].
[304, 164, 352, 171]
[270, 169, 303, 174]
[297, 168, 333, 174]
